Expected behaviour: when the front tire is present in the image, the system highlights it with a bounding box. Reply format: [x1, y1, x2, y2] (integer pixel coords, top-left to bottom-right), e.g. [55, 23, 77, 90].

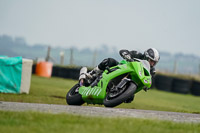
[103, 82, 136, 107]
[66, 83, 85, 105]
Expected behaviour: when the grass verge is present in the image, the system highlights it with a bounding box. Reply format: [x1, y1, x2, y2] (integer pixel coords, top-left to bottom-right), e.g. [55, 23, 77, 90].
[0, 111, 200, 133]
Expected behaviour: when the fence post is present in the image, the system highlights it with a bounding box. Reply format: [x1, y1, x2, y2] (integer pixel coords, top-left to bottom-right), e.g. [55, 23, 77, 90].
[60, 51, 65, 65]
[70, 48, 74, 65]
[45, 46, 51, 62]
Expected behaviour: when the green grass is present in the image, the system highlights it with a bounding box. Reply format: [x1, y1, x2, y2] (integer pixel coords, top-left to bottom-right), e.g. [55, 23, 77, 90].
[0, 75, 76, 104]
[0, 111, 200, 133]
[0, 75, 200, 113]
[118, 90, 200, 113]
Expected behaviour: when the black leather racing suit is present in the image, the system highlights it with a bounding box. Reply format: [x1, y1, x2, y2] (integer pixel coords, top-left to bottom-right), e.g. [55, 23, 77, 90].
[97, 49, 156, 77]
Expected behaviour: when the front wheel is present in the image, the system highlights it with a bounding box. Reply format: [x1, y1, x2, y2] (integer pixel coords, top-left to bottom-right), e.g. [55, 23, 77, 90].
[66, 83, 85, 105]
[103, 82, 136, 107]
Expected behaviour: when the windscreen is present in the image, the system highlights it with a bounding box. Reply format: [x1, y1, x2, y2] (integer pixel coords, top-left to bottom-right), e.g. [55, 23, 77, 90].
[134, 58, 150, 75]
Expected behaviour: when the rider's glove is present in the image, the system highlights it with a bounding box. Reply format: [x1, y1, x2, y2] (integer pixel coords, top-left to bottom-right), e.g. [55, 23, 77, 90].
[150, 67, 156, 77]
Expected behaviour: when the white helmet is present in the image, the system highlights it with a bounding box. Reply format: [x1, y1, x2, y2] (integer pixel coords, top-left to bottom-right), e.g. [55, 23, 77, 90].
[144, 48, 160, 67]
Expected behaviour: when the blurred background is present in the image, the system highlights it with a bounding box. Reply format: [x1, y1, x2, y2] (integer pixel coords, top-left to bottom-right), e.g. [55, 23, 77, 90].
[0, 0, 200, 75]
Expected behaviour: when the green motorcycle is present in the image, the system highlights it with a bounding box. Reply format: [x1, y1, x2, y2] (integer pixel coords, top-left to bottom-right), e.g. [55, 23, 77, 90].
[66, 58, 152, 107]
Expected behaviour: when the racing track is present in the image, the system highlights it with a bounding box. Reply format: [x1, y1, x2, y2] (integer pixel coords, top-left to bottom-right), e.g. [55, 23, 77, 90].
[0, 101, 200, 123]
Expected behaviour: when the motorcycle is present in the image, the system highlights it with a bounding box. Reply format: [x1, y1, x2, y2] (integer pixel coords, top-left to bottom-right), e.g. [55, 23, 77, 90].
[66, 57, 152, 107]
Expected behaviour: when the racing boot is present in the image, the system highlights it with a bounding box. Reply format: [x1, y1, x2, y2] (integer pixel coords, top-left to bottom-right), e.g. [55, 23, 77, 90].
[79, 67, 87, 86]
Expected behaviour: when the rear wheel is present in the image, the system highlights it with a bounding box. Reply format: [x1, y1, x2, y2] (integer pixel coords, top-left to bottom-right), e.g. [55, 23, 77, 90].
[66, 83, 85, 105]
[103, 82, 136, 107]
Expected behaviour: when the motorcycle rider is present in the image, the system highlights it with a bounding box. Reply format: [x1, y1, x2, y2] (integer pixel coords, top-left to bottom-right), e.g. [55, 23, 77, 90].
[79, 48, 160, 88]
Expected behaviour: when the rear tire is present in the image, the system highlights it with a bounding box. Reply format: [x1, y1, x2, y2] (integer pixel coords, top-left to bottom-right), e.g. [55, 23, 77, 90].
[103, 82, 136, 107]
[66, 83, 85, 105]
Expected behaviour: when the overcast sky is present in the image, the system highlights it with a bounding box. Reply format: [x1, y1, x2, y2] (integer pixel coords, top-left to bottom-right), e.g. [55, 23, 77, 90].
[0, 0, 200, 56]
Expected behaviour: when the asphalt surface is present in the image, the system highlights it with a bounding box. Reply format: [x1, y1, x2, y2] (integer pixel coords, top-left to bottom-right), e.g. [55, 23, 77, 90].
[1, 101, 200, 123]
